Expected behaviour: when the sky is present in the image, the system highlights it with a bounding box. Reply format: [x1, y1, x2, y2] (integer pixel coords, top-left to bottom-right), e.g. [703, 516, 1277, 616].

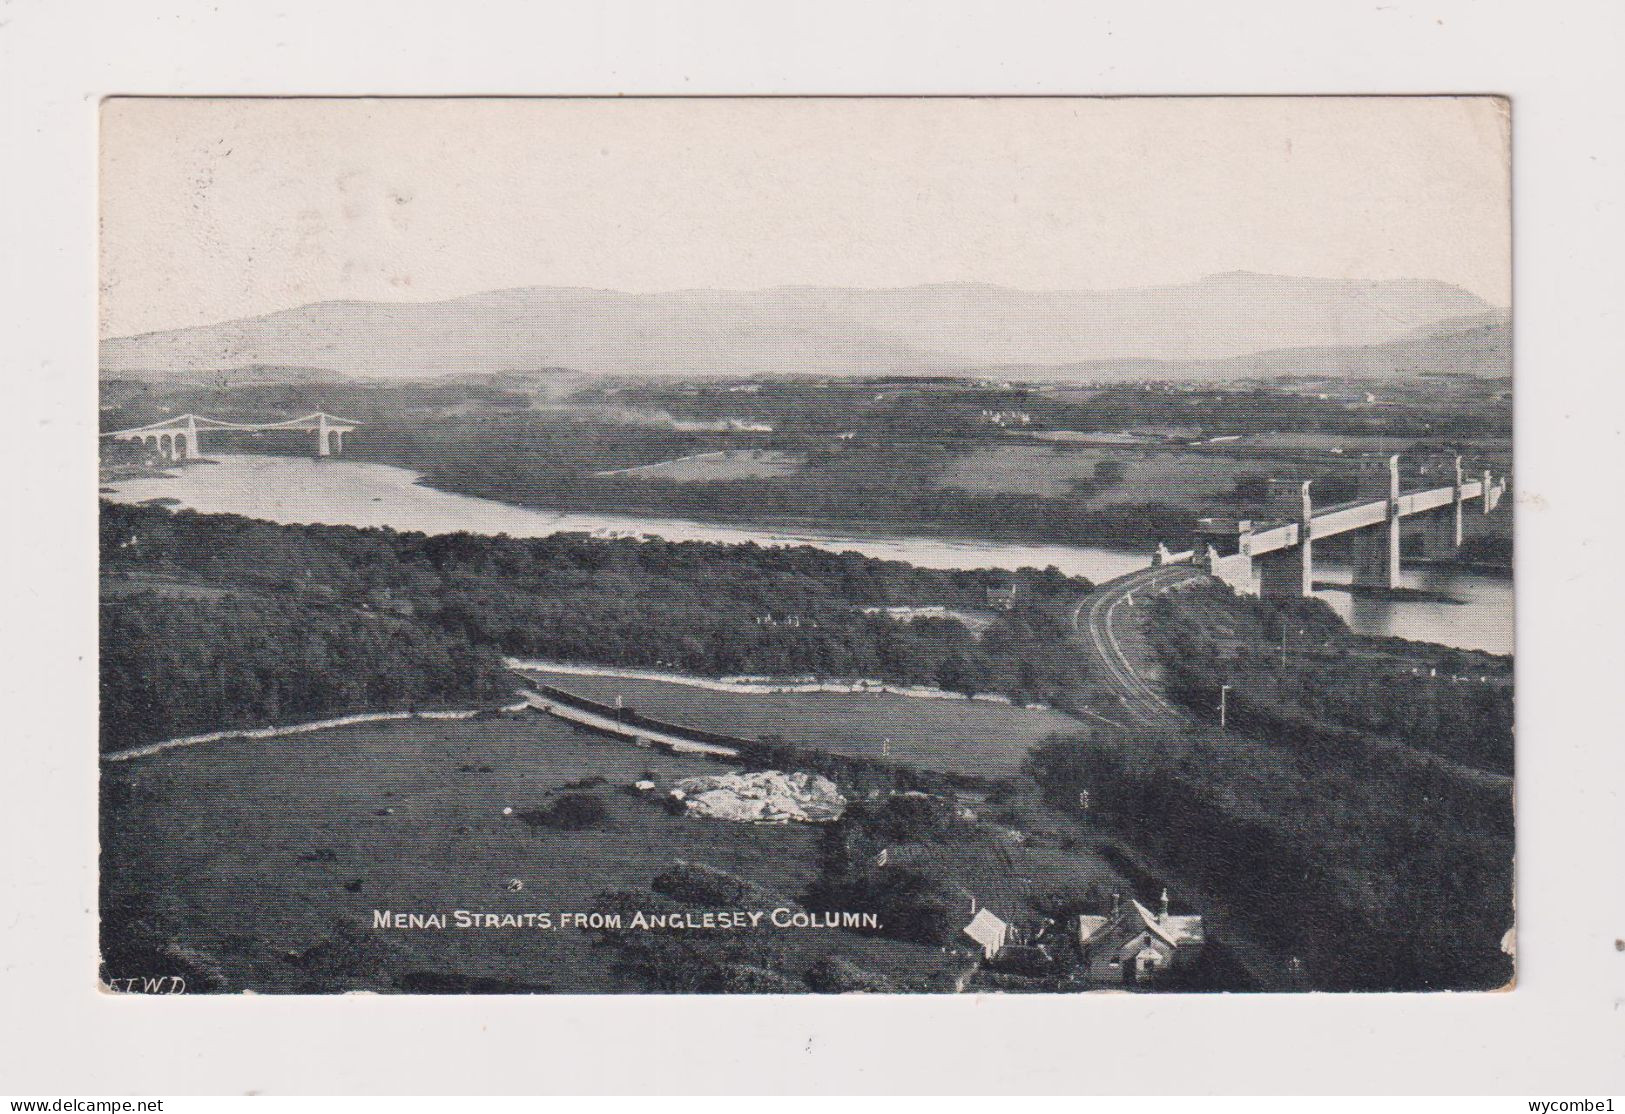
[99, 96, 1510, 339]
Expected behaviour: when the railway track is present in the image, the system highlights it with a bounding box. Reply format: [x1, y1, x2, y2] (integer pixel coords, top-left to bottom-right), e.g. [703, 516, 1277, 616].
[1071, 564, 1205, 729]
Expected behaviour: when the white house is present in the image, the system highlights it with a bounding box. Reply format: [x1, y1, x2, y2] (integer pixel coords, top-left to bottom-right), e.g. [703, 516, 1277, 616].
[962, 907, 1010, 960]
[1075, 890, 1204, 986]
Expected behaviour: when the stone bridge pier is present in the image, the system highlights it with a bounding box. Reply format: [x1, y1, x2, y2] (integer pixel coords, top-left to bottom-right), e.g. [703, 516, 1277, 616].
[1258, 479, 1313, 599]
[316, 413, 346, 456]
[1406, 456, 1466, 559]
[1349, 454, 1402, 590]
[1193, 519, 1260, 597]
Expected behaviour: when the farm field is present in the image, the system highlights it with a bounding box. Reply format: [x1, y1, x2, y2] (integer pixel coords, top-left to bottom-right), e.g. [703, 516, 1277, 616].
[519, 668, 1086, 779]
[937, 443, 1260, 507]
[1237, 431, 1416, 455]
[100, 713, 971, 993]
[596, 449, 805, 482]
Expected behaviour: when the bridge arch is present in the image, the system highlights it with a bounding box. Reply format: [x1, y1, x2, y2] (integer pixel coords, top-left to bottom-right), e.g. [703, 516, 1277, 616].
[173, 433, 188, 460]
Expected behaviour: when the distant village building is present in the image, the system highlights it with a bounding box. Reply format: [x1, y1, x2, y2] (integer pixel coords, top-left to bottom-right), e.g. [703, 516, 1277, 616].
[979, 409, 1032, 427]
[1075, 890, 1204, 986]
[753, 613, 807, 628]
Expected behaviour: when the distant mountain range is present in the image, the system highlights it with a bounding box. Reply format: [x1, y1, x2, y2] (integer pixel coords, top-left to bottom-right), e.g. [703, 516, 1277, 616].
[1001, 310, 1511, 382]
[100, 273, 1508, 383]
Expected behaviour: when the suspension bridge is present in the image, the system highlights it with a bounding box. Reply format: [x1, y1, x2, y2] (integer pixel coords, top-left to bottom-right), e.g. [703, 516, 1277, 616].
[100, 412, 361, 462]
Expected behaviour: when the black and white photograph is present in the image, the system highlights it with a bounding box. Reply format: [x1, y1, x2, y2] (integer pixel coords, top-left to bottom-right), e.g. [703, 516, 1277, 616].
[94, 95, 1518, 997]
[7, 0, 1625, 1099]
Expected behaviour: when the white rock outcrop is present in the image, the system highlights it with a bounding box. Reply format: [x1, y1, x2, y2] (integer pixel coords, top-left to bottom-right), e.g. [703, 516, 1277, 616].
[672, 770, 846, 824]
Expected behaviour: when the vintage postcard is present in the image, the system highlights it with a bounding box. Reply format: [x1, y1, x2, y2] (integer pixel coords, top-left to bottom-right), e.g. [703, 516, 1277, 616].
[97, 96, 1513, 995]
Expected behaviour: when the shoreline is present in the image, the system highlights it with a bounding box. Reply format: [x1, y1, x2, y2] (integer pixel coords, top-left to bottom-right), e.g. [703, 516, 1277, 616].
[399, 464, 1516, 579]
[98, 452, 1514, 654]
[98, 452, 1156, 576]
[399, 468, 1159, 560]
[1312, 582, 1468, 605]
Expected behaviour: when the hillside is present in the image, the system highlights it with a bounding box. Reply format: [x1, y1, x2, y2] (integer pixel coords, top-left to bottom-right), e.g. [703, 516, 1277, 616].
[997, 310, 1511, 382]
[99, 273, 1498, 382]
[1222, 310, 1511, 380]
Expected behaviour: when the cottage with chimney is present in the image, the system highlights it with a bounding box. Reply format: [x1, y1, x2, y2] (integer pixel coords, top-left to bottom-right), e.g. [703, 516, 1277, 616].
[1075, 890, 1204, 986]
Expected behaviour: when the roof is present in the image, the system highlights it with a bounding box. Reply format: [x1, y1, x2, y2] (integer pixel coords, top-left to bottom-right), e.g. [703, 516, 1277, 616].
[1079, 902, 1204, 951]
[962, 908, 1009, 953]
[1161, 916, 1204, 947]
[1129, 900, 1181, 949]
[1076, 915, 1110, 945]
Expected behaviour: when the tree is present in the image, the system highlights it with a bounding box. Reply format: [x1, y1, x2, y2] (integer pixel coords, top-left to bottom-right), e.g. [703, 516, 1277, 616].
[1094, 459, 1129, 487]
[521, 793, 611, 831]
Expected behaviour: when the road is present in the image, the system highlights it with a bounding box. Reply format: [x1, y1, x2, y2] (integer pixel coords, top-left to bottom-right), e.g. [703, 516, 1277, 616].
[1071, 564, 1205, 729]
[518, 689, 741, 758]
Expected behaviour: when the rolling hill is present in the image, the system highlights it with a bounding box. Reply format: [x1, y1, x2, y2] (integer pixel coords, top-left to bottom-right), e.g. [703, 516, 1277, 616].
[100, 273, 1503, 382]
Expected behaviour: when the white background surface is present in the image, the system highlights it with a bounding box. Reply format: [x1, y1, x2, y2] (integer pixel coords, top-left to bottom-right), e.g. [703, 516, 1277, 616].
[1, 0, 1622, 1096]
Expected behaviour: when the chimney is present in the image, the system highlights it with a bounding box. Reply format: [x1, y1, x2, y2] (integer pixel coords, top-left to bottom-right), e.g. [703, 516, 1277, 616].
[1159, 888, 1170, 923]
[1110, 893, 1121, 916]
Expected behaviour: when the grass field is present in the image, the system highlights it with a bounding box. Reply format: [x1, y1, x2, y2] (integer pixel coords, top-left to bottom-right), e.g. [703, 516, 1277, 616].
[101, 713, 972, 993]
[101, 710, 1132, 993]
[937, 443, 1258, 507]
[518, 668, 1085, 779]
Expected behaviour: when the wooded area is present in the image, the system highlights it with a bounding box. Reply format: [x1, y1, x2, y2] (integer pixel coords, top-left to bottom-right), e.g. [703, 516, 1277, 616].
[100, 501, 1095, 751]
[1027, 727, 1513, 992]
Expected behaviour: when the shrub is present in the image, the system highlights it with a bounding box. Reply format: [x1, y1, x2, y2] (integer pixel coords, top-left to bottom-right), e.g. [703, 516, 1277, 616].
[707, 963, 807, 994]
[804, 955, 898, 993]
[843, 793, 958, 843]
[586, 889, 802, 993]
[1094, 459, 1129, 486]
[519, 792, 611, 831]
[987, 943, 1055, 978]
[652, 860, 779, 907]
[1027, 884, 1108, 922]
[281, 918, 417, 992]
[804, 867, 956, 946]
